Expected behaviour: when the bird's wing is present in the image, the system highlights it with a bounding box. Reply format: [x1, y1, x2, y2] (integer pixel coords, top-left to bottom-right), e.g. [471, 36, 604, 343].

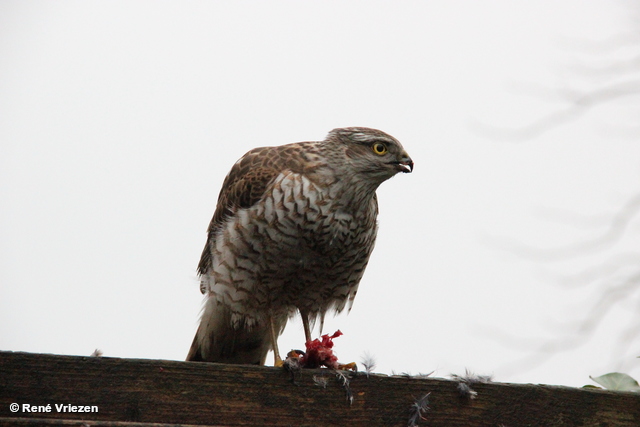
[197, 143, 311, 277]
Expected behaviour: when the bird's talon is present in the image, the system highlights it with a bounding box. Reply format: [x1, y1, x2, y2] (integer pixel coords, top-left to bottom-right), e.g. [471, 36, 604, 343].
[287, 349, 305, 359]
[338, 362, 358, 372]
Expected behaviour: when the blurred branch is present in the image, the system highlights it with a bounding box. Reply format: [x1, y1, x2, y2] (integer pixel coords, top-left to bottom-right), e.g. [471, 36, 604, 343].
[486, 192, 640, 261]
[568, 54, 640, 78]
[547, 252, 640, 289]
[489, 271, 640, 377]
[532, 205, 616, 229]
[479, 21, 640, 376]
[557, 31, 640, 53]
[486, 194, 640, 371]
[471, 80, 640, 141]
[597, 122, 640, 138]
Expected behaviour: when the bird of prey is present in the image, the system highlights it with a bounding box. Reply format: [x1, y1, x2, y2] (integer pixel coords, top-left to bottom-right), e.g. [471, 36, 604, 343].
[187, 127, 413, 365]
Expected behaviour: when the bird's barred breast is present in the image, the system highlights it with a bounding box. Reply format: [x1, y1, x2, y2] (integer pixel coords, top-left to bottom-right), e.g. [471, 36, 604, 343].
[206, 171, 377, 324]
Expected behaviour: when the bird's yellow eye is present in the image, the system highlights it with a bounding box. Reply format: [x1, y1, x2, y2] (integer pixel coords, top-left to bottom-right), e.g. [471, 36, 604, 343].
[371, 142, 388, 155]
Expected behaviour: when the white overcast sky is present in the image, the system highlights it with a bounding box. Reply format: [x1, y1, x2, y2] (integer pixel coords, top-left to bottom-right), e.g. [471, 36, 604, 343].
[2, 1, 640, 388]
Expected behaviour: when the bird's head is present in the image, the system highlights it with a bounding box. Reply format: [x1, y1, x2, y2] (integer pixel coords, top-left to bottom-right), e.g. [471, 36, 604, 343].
[326, 127, 413, 184]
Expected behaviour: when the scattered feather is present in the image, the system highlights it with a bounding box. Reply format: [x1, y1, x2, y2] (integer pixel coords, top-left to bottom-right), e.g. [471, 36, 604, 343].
[335, 369, 354, 406]
[312, 375, 329, 388]
[361, 352, 376, 377]
[456, 382, 478, 399]
[408, 393, 430, 426]
[413, 372, 434, 379]
[283, 349, 304, 384]
[392, 371, 434, 379]
[451, 369, 493, 400]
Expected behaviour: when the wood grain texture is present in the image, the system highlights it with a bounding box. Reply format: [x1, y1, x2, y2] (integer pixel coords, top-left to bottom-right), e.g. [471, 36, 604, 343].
[0, 351, 638, 426]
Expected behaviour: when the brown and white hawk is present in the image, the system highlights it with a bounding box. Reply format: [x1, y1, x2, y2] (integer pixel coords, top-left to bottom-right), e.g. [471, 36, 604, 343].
[187, 127, 413, 365]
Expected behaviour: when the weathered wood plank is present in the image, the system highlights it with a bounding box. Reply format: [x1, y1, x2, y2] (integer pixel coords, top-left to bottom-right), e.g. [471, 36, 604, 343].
[0, 351, 638, 426]
[0, 419, 210, 427]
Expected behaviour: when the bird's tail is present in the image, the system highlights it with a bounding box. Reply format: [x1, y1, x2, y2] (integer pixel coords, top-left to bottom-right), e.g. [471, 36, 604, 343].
[186, 297, 283, 365]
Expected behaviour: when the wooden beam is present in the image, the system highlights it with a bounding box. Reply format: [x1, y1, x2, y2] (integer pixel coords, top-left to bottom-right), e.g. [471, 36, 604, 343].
[0, 351, 638, 426]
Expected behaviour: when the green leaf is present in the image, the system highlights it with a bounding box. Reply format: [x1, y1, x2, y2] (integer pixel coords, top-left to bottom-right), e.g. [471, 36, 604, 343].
[590, 373, 640, 391]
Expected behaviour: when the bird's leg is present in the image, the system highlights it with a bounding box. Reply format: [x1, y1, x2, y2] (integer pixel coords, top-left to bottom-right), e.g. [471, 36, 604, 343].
[269, 315, 283, 367]
[300, 310, 312, 343]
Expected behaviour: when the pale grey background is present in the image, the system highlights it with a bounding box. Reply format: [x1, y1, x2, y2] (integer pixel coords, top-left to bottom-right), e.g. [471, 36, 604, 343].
[2, 0, 639, 387]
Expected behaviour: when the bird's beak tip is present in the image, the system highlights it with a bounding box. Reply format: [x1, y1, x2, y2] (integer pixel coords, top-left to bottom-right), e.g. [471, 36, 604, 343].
[400, 159, 414, 173]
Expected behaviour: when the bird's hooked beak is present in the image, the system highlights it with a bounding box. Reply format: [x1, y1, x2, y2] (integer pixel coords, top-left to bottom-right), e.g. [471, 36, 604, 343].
[395, 152, 414, 173]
